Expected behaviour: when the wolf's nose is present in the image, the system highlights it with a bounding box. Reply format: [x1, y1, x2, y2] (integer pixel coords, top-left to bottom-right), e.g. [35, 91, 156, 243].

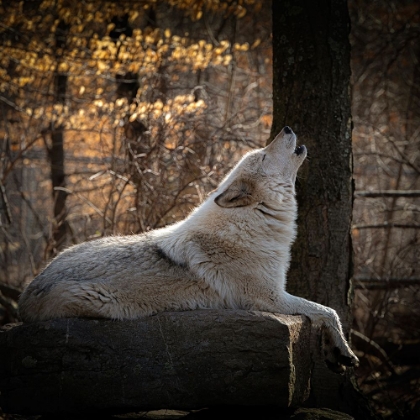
[283, 126, 292, 134]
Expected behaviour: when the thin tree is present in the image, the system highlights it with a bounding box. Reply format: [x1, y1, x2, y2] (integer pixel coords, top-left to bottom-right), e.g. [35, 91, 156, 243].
[45, 20, 71, 255]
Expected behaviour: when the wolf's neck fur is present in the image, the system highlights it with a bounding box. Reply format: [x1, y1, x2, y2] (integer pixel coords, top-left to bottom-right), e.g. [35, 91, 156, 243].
[159, 186, 298, 284]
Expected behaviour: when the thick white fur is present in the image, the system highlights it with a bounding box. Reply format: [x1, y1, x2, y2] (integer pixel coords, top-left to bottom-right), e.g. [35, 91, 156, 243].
[19, 127, 358, 372]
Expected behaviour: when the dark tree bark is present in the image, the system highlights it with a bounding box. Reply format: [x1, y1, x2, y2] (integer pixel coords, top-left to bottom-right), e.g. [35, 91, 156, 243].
[46, 20, 71, 255]
[271, 1, 375, 418]
[47, 121, 68, 253]
[271, 0, 353, 322]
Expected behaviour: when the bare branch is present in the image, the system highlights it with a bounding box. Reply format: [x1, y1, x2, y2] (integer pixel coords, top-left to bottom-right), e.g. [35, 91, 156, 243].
[352, 222, 420, 229]
[0, 283, 22, 301]
[355, 190, 420, 198]
[354, 278, 420, 289]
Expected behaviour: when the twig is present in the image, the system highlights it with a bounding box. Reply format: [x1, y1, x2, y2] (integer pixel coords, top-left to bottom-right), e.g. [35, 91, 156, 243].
[352, 222, 420, 229]
[355, 190, 420, 198]
[354, 278, 420, 290]
[0, 283, 22, 301]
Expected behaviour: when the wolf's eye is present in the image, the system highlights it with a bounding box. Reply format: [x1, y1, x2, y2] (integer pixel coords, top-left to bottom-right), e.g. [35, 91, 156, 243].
[262, 154, 266, 162]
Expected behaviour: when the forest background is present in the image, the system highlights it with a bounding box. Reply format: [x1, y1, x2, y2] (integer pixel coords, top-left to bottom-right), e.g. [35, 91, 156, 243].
[0, 1, 419, 419]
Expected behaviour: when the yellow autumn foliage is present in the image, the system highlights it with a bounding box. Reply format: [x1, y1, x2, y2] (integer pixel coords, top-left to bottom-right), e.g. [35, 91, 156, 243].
[0, 0, 265, 174]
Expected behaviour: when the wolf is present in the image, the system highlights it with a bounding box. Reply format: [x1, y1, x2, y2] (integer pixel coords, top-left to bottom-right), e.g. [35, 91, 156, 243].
[19, 126, 358, 373]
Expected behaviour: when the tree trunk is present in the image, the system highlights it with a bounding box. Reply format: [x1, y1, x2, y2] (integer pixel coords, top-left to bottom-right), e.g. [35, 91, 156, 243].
[48, 121, 68, 253]
[46, 21, 70, 255]
[271, 1, 375, 418]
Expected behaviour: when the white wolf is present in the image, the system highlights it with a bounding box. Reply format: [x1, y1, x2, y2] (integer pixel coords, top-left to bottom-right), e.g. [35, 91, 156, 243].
[19, 126, 358, 372]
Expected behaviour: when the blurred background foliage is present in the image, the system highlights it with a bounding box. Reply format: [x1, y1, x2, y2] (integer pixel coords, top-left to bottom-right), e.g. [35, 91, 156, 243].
[350, 1, 420, 418]
[0, 0, 419, 418]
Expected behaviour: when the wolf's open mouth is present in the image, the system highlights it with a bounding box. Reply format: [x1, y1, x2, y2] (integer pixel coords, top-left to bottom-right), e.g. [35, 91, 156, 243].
[294, 145, 305, 156]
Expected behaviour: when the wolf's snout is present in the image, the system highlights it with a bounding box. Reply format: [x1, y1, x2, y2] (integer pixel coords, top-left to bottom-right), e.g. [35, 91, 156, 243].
[283, 126, 292, 135]
[294, 145, 306, 156]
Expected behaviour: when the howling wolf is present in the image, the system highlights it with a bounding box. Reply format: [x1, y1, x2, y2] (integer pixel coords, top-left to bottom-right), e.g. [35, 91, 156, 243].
[19, 126, 358, 372]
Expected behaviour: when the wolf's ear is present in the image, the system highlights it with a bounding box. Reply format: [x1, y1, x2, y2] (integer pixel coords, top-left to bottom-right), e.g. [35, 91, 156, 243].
[214, 179, 255, 208]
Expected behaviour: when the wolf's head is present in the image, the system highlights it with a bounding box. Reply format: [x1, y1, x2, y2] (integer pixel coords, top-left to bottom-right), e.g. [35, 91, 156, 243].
[214, 126, 306, 210]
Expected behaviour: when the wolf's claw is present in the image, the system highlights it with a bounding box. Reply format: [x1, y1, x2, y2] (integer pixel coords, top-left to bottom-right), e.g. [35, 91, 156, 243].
[322, 328, 359, 373]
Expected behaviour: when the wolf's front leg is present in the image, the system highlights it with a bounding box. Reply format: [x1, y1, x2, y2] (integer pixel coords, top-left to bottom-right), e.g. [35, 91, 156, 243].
[276, 292, 359, 373]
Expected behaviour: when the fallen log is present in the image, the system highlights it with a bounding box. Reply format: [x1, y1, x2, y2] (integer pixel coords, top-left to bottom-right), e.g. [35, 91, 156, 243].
[0, 310, 312, 416]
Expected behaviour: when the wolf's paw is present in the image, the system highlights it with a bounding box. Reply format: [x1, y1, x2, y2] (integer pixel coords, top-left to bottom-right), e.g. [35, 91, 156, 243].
[322, 329, 359, 374]
[324, 346, 359, 374]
